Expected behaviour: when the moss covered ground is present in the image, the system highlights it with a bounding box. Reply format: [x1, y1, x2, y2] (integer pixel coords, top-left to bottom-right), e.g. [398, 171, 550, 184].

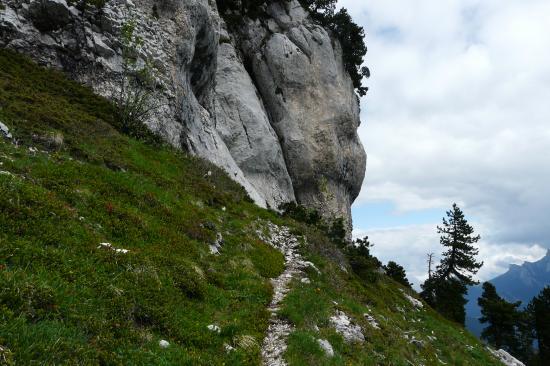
[0, 50, 500, 365]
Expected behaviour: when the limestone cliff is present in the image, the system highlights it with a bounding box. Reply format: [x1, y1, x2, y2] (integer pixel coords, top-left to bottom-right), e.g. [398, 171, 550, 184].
[0, 0, 366, 226]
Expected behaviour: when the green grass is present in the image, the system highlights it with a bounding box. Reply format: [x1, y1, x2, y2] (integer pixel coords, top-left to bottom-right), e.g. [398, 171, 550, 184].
[0, 49, 284, 365]
[0, 49, 502, 365]
[278, 228, 502, 365]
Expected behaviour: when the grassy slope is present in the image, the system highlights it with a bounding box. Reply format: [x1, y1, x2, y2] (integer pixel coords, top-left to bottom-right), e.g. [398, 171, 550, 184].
[0, 50, 500, 365]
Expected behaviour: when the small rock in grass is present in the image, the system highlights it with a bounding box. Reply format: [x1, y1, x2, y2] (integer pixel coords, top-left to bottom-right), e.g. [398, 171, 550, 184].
[363, 313, 380, 329]
[0, 122, 12, 139]
[224, 343, 235, 353]
[159, 339, 170, 348]
[405, 293, 423, 309]
[97, 242, 129, 254]
[301, 277, 311, 284]
[488, 348, 525, 366]
[329, 310, 365, 343]
[209, 232, 224, 255]
[207, 324, 221, 333]
[409, 337, 424, 348]
[317, 339, 334, 357]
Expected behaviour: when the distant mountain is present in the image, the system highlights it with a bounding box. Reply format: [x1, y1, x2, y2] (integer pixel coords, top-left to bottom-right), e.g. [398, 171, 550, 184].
[466, 249, 550, 337]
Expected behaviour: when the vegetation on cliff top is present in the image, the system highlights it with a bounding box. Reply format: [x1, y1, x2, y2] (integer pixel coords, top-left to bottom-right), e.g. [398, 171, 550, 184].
[216, 0, 370, 96]
[0, 50, 501, 365]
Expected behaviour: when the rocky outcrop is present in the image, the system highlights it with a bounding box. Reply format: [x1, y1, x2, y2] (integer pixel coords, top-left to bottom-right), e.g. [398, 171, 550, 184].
[0, 0, 366, 226]
[233, 1, 366, 224]
[214, 35, 295, 208]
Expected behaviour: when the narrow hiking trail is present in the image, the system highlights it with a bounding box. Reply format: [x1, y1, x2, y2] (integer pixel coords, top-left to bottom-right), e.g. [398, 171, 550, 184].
[258, 223, 316, 366]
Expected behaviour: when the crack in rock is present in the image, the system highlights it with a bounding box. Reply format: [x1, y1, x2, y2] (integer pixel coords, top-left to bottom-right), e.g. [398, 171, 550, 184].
[258, 223, 310, 366]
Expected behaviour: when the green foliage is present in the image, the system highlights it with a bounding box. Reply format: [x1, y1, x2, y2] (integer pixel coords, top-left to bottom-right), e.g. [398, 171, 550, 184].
[421, 203, 483, 325]
[384, 261, 412, 288]
[0, 49, 284, 365]
[346, 236, 381, 284]
[298, 1, 370, 96]
[279, 230, 501, 366]
[326, 8, 370, 96]
[171, 262, 208, 300]
[114, 20, 163, 142]
[477, 282, 522, 351]
[278, 202, 348, 249]
[529, 287, 550, 365]
[278, 202, 323, 227]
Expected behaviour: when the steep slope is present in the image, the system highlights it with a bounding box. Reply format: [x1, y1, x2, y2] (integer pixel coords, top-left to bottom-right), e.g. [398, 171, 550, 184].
[0, 50, 503, 365]
[0, 0, 366, 225]
[466, 250, 550, 337]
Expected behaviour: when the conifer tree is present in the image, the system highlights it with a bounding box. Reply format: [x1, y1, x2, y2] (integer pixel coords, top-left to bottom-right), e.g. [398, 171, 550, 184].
[384, 261, 412, 288]
[421, 203, 483, 325]
[478, 282, 521, 351]
[529, 287, 550, 364]
[513, 308, 536, 365]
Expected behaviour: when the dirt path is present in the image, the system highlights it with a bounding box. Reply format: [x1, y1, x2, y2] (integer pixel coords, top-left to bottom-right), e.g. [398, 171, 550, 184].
[258, 223, 309, 366]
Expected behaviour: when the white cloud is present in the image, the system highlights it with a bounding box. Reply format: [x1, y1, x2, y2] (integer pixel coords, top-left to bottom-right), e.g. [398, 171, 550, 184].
[342, 0, 550, 279]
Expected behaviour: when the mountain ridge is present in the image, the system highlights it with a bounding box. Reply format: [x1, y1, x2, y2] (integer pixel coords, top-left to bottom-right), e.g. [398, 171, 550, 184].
[466, 250, 550, 337]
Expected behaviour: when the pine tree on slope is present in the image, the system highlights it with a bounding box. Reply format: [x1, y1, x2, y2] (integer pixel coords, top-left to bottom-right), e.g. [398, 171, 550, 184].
[384, 261, 412, 288]
[421, 203, 483, 325]
[529, 287, 550, 365]
[478, 282, 521, 351]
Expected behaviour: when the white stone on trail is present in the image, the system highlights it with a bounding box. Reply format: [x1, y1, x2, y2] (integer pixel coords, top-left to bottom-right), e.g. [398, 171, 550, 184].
[330, 310, 365, 343]
[317, 339, 334, 357]
[488, 348, 525, 366]
[259, 223, 312, 366]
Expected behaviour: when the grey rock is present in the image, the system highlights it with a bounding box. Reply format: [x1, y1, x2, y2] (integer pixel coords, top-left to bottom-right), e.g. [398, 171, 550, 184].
[329, 310, 365, 343]
[92, 33, 115, 58]
[0, 122, 12, 139]
[28, 0, 72, 32]
[214, 39, 295, 208]
[317, 339, 334, 357]
[209, 232, 223, 255]
[235, 0, 366, 229]
[488, 348, 525, 366]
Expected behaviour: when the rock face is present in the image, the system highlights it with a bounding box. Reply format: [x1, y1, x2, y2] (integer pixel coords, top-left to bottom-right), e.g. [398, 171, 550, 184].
[236, 1, 366, 225]
[0, 0, 366, 226]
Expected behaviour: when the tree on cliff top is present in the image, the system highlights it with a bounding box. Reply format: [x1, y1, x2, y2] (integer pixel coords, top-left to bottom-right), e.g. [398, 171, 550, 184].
[217, 0, 370, 96]
[421, 203, 483, 325]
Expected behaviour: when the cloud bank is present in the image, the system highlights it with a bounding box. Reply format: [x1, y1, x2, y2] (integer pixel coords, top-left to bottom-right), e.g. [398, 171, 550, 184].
[343, 0, 550, 283]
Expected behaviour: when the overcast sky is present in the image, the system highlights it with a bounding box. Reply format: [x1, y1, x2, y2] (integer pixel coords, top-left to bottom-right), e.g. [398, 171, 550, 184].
[341, 0, 550, 288]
